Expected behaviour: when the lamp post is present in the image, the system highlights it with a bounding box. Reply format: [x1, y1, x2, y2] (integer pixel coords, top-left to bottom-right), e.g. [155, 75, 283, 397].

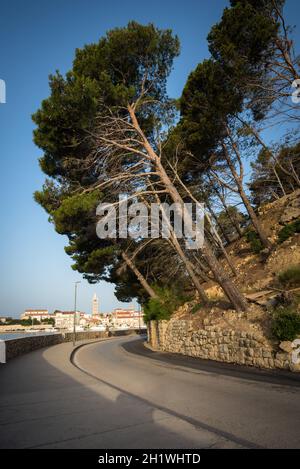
[73, 281, 81, 346]
[138, 303, 141, 334]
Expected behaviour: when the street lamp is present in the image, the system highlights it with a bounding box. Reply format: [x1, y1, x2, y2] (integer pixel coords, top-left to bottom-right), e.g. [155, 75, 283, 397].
[138, 303, 141, 334]
[73, 281, 81, 346]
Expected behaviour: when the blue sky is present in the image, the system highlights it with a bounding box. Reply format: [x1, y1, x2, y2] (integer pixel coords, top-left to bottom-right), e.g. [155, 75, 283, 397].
[0, 0, 299, 317]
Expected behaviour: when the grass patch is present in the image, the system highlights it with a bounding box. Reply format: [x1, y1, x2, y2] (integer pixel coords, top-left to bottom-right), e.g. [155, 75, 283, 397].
[190, 303, 202, 315]
[245, 230, 264, 254]
[278, 264, 300, 289]
[278, 219, 300, 244]
[271, 307, 300, 341]
[143, 286, 190, 323]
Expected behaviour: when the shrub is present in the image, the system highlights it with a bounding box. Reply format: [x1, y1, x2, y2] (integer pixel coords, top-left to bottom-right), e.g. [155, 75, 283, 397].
[143, 286, 189, 323]
[271, 307, 300, 341]
[245, 230, 263, 253]
[278, 219, 300, 244]
[277, 265, 300, 289]
[190, 303, 202, 315]
[143, 298, 171, 323]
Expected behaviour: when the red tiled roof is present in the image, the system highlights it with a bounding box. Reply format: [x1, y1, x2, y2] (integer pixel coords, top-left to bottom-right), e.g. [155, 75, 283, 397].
[56, 311, 85, 315]
[25, 309, 48, 312]
[24, 312, 52, 316]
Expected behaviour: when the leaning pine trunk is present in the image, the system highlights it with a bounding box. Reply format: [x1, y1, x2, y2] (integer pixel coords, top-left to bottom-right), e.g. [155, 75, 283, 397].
[222, 142, 272, 251]
[206, 200, 231, 245]
[156, 193, 209, 304]
[215, 188, 243, 238]
[205, 212, 237, 277]
[121, 251, 158, 299]
[238, 184, 272, 250]
[156, 160, 248, 312]
[169, 233, 209, 304]
[128, 105, 248, 312]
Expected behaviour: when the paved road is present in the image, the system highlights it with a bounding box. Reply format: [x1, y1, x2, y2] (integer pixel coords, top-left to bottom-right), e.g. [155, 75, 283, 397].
[0, 336, 300, 448]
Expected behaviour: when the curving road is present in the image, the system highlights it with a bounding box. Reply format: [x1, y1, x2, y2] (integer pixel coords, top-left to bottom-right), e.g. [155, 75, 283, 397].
[0, 335, 300, 448]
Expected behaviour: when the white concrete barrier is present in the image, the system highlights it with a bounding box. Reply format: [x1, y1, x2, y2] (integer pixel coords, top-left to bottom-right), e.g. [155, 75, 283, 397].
[0, 340, 6, 363]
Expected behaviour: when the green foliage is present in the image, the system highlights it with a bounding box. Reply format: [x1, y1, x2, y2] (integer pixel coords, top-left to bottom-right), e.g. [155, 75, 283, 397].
[278, 265, 300, 289]
[143, 298, 172, 323]
[32, 4, 292, 312]
[82, 246, 117, 274]
[208, 2, 277, 70]
[41, 318, 55, 326]
[216, 206, 247, 239]
[34, 179, 67, 214]
[250, 142, 300, 207]
[245, 230, 264, 253]
[33, 72, 99, 179]
[53, 190, 101, 234]
[208, 0, 279, 120]
[271, 307, 300, 341]
[2, 318, 41, 326]
[33, 22, 181, 304]
[271, 263, 300, 341]
[179, 0, 282, 175]
[278, 219, 300, 244]
[143, 286, 189, 323]
[33, 22, 179, 180]
[190, 303, 202, 315]
[180, 59, 242, 159]
[112, 268, 150, 305]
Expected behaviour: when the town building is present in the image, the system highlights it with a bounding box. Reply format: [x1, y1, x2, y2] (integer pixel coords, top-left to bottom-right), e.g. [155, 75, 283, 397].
[112, 308, 145, 329]
[19, 305, 144, 331]
[0, 316, 11, 324]
[21, 309, 52, 322]
[54, 311, 74, 330]
[98, 313, 114, 328]
[54, 311, 86, 330]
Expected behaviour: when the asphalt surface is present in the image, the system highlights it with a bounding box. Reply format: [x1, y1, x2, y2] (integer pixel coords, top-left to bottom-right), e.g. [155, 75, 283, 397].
[0, 335, 300, 448]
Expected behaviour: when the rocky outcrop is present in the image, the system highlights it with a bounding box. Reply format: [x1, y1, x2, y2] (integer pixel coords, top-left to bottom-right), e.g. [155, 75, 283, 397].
[280, 192, 300, 224]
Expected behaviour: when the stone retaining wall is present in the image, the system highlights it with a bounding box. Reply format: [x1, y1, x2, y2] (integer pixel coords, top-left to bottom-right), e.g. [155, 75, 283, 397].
[5, 334, 64, 360]
[4, 329, 145, 361]
[147, 320, 300, 372]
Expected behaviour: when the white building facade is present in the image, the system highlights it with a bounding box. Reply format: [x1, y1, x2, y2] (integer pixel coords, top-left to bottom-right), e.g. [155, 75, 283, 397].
[21, 309, 52, 322]
[112, 308, 146, 329]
